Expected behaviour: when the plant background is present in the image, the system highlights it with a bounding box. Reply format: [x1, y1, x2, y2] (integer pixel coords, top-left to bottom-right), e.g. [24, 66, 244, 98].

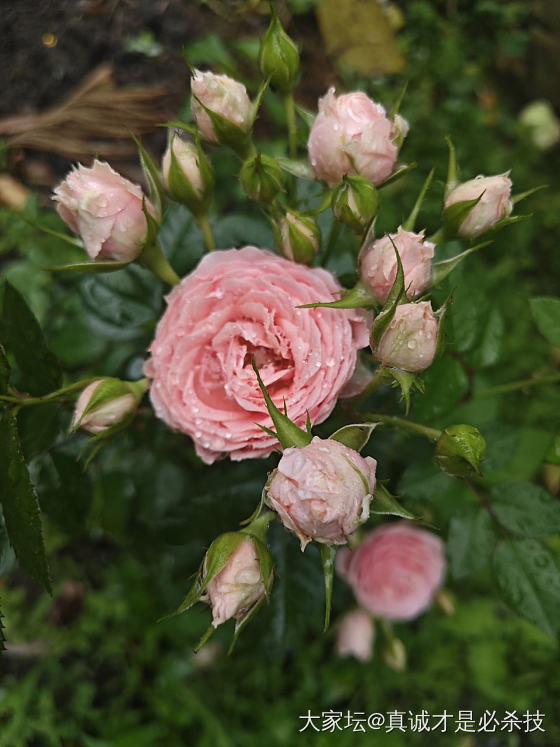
[1, 1, 560, 745]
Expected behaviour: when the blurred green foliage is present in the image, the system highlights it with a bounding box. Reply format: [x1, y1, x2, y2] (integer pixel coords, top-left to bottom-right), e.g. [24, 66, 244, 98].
[1, 0, 560, 744]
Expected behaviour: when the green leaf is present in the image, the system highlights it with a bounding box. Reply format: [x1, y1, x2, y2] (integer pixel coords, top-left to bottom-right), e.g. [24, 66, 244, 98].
[448, 508, 496, 579]
[0, 282, 61, 396]
[321, 544, 336, 632]
[372, 483, 417, 520]
[17, 403, 63, 461]
[466, 306, 504, 369]
[276, 157, 315, 180]
[488, 481, 560, 538]
[0, 407, 51, 592]
[493, 538, 560, 636]
[329, 423, 377, 451]
[530, 297, 560, 346]
[413, 356, 469, 423]
[0, 345, 9, 394]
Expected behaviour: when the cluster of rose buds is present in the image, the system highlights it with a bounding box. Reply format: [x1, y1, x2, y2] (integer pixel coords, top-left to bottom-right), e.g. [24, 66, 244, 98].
[46, 9, 524, 653]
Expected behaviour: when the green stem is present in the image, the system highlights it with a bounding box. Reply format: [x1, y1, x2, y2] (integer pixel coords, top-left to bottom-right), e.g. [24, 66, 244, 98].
[364, 412, 442, 441]
[0, 377, 99, 407]
[243, 510, 274, 544]
[197, 213, 216, 252]
[321, 220, 341, 267]
[283, 92, 298, 204]
[138, 240, 180, 286]
[476, 373, 560, 397]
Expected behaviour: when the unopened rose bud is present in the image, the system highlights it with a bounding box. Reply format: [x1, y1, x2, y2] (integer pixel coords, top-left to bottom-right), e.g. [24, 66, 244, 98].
[53, 160, 153, 262]
[332, 176, 378, 233]
[372, 301, 438, 372]
[240, 153, 284, 203]
[279, 211, 320, 264]
[259, 12, 299, 93]
[191, 70, 252, 144]
[72, 378, 147, 434]
[383, 637, 407, 672]
[266, 436, 376, 549]
[162, 135, 213, 213]
[444, 173, 513, 238]
[308, 88, 407, 187]
[435, 424, 486, 477]
[360, 227, 434, 304]
[205, 536, 268, 628]
[336, 609, 375, 662]
[519, 100, 560, 150]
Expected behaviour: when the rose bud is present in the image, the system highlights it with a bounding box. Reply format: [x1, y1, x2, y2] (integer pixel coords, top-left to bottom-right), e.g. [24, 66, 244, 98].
[53, 160, 153, 262]
[72, 378, 148, 434]
[191, 70, 252, 144]
[435, 424, 486, 478]
[332, 176, 379, 233]
[307, 88, 407, 187]
[206, 536, 268, 628]
[259, 11, 299, 93]
[359, 227, 435, 304]
[266, 436, 376, 549]
[372, 301, 438, 372]
[162, 134, 213, 214]
[278, 211, 320, 264]
[444, 173, 513, 238]
[343, 522, 446, 621]
[383, 637, 407, 672]
[240, 152, 284, 203]
[335, 609, 375, 662]
[519, 100, 560, 150]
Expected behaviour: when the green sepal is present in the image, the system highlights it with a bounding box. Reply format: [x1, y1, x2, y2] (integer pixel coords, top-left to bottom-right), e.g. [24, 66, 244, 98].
[321, 544, 336, 632]
[131, 134, 163, 219]
[511, 184, 547, 205]
[298, 280, 376, 310]
[370, 239, 406, 348]
[329, 423, 378, 452]
[276, 157, 315, 180]
[240, 152, 284, 203]
[17, 215, 84, 249]
[430, 241, 492, 286]
[378, 162, 417, 188]
[435, 424, 486, 478]
[167, 136, 214, 215]
[402, 168, 434, 232]
[252, 359, 312, 449]
[390, 82, 408, 120]
[192, 94, 252, 156]
[228, 594, 266, 655]
[162, 120, 199, 137]
[444, 135, 460, 196]
[295, 104, 316, 131]
[250, 76, 271, 125]
[386, 368, 424, 414]
[434, 292, 453, 360]
[306, 411, 312, 434]
[194, 623, 215, 653]
[45, 260, 130, 274]
[372, 483, 417, 520]
[487, 213, 532, 234]
[240, 485, 267, 527]
[443, 194, 484, 238]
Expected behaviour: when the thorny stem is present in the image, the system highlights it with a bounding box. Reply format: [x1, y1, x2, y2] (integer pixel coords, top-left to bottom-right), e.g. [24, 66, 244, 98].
[197, 213, 216, 252]
[284, 92, 298, 204]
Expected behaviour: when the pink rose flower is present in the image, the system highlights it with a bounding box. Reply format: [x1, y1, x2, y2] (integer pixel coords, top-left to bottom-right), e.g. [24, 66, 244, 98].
[144, 247, 368, 464]
[336, 609, 375, 662]
[342, 522, 446, 621]
[373, 301, 438, 372]
[266, 436, 376, 549]
[53, 160, 151, 262]
[360, 227, 435, 304]
[307, 89, 406, 186]
[191, 70, 252, 143]
[206, 537, 265, 628]
[445, 173, 513, 238]
[72, 380, 137, 434]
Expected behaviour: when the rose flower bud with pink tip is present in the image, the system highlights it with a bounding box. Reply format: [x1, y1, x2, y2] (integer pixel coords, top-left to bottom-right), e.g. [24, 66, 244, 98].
[72, 378, 148, 434]
[372, 301, 438, 372]
[53, 160, 152, 262]
[307, 88, 406, 187]
[191, 70, 253, 144]
[342, 522, 446, 621]
[360, 227, 435, 304]
[266, 436, 376, 550]
[336, 609, 375, 662]
[206, 536, 267, 628]
[444, 173, 513, 238]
